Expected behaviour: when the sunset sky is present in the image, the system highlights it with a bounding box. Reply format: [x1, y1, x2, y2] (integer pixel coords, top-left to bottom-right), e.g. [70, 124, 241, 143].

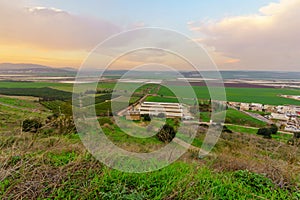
[0, 0, 299, 71]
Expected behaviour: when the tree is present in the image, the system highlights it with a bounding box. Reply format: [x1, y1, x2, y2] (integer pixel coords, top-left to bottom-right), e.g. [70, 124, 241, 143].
[156, 124, 176, 143]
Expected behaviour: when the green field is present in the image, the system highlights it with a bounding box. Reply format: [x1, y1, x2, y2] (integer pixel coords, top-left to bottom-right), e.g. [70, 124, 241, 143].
[158, 86, 300, 105]
[1, 81, 299, 105]
[223, 109, 267, 127]
[0, 96, 38, 109]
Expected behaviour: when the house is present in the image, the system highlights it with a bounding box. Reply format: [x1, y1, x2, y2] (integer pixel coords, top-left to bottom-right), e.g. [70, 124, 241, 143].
[270, 113, 289, 122]
[290, 106, 300, 116]
[250, 103, 263, 111]
[285, 125, 300, 133]
[240, 103, 250, 111]
[276, 105, 290, 114]
[263, 105, 275, 112]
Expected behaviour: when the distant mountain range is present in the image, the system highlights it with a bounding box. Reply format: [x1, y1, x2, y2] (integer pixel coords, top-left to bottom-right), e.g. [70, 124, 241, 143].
[0, 63, 299, 80]
[0, 63, 76, 75]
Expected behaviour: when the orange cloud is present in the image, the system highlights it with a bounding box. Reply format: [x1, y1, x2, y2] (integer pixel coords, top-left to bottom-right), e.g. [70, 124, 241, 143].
[0, 1, 123, 67]
[0, 1, 120, 51]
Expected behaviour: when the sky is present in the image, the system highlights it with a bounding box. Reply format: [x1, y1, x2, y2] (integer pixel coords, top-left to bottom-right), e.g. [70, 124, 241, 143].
[0, 0, 299, 71]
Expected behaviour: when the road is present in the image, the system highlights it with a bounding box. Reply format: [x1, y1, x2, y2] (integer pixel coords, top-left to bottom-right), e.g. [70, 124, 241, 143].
[183, 121, 294, 135]
[117, 94, 150, 116]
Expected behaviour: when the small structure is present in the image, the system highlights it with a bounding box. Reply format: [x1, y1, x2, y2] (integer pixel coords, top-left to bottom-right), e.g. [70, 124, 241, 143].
[250, 103, 263, 111]
[285, 125, 300, 133]
[270, 113, 289, 122]
[240, 103, 250, 111]
[126, 111, 141, 121]
[263, 105, 274, 112]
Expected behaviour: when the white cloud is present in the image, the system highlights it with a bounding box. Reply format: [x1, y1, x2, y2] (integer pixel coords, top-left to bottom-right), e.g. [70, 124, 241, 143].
[189, 0, 300, 71]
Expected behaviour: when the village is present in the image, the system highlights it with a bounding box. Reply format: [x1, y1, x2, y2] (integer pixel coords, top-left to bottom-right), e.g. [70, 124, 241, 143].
[228, 101, 300, 133]
[124, 97, 300, 134]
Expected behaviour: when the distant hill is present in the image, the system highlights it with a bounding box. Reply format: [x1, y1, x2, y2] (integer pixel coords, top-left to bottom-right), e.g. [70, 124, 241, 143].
[182, 70, 300, 80]
[0, 63, 76, 75]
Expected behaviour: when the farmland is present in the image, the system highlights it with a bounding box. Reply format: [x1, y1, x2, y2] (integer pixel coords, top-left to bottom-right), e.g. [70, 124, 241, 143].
[157, 85, 300, 105]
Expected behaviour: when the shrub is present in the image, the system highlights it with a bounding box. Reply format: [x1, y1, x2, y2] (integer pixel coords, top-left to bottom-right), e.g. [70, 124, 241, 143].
[22, 118, 43, 133]
[156, 124, 176, 143]
[257, 128, 272, 139]
[98, 117, 113, 126]
[270, 124, 278, 134]
[142, 114, 151, 122]
[222, 125, 233, 133]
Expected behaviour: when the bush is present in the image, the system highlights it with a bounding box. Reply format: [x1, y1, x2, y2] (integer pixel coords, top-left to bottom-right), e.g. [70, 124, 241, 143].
[156, 124, 176, 143]
[142, 114, 151, 122]
[98, 117, 113, 126]
[257, 128, 272, 139]
[22, 118, 43, 133]
[270, 124, 278, 134]
[222, 125, 233, 133]
[294, 132, 300, 139]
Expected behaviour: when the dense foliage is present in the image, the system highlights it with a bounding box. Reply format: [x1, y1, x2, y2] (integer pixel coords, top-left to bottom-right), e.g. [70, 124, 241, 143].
[0, 87, 72, 101]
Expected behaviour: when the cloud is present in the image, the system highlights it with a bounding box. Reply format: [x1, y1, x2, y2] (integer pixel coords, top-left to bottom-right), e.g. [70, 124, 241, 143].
[189, 0, 300, 71]
[0, 1, 121, 50]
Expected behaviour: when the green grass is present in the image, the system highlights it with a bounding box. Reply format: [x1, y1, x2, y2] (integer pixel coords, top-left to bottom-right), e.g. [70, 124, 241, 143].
[0, 96, 37, 109]
[224, 109, 267, 127]
[226, 124, 293, 142]
[226, 124, 260, 135]
[95, 101, 129, 115]
[102, 124, 162, 146]
[201, 109, 267, 127]
[0, 101, 50, 132]
[47, 162, 297, 199]
[200, 112, 211, 122]
[0, 81, 72, 89]
[46, 151, 78, 167]
[145, 96, 179, 103]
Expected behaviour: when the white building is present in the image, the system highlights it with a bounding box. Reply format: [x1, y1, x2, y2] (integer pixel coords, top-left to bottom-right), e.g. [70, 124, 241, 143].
[270, 113, 289, 122]
[137, 102, 184, 119]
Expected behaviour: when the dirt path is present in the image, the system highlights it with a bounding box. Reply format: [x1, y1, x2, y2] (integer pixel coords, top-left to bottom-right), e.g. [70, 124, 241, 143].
[0, 102, 37, 112]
